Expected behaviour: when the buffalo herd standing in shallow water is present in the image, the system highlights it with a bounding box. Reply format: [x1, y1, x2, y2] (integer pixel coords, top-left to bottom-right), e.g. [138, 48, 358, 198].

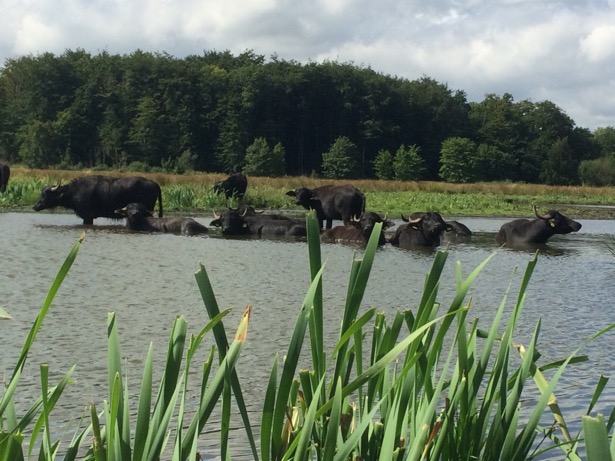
[28, 173, 583, 248]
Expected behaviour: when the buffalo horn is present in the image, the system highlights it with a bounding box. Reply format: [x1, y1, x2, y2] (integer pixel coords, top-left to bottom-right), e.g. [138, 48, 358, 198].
[212, 210, 221, 219]
[533, 205, 550, 220]
[352, 214, 361, 222]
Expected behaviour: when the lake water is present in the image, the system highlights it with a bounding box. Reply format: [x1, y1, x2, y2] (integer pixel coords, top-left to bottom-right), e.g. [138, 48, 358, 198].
[2, 210, 615, 459]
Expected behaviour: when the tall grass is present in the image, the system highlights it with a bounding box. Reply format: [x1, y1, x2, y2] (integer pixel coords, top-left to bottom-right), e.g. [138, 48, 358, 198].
[2, 213, 615, 460]
[3, 167, 615, 217]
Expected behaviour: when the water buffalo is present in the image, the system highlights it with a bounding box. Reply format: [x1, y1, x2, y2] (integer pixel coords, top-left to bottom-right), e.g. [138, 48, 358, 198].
[213, 173, 248, 199]
[320, 212, 393, 246]
[408, 212, 472, 238]
[445, 220, 472, 237]
[116, 203, 208, 236]
[236, 204, 300, 221]
[286, 184, 366, 229]
[389, 211, 449, 248]
[0, 163, 9, 192]
[495, 206, 582, 245]
[210, 208, 307, 237]
[33, 175, 163, 225]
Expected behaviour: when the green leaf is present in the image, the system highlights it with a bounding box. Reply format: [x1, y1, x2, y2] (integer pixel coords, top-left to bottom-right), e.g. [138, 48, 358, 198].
[583, 414, 612, 461]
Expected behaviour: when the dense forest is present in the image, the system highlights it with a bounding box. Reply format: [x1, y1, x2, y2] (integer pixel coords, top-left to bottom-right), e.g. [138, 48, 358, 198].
[2, 48, 615, 185]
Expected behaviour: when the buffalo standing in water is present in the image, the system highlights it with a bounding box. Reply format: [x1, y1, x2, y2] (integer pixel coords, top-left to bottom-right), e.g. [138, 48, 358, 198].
[116, 203, 208, 236]
[496, 206, 582, 245]
[286, 184, 366, 229]
[33, 175, 163, 225]
[0, 163, 9, 193]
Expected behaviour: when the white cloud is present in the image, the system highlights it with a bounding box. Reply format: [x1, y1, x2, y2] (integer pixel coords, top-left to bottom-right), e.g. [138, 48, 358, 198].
[580, 25, 615, 62]
[14, 14, 63, 56]
[0, 0, 615, 129]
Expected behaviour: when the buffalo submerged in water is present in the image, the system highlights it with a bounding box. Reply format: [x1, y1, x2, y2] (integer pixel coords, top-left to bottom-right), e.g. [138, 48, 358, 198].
[388, 211, 451, 248]
[210, 207, 307, 237]
[496, 206, 582, 245]
[33, 175, 163, 225]
[116, 202, 208, 236]
[320, 211, 393, 246]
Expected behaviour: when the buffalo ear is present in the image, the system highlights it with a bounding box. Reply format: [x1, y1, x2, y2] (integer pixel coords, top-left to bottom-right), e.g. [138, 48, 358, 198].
[383, 220, 394, 229]
[286, 190, 297, 197]
[210, 219, 222, 227]
[549, 220, 556, 228]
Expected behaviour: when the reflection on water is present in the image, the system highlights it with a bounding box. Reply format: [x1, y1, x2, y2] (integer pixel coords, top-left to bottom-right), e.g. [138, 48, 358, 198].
[2, 211, 615, 459]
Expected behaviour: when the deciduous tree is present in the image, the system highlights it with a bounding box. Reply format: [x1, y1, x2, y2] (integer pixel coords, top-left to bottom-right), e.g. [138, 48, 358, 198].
[322, 136, 358, 179]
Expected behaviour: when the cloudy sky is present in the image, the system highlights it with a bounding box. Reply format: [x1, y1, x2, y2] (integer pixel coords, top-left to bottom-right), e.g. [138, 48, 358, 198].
[1, 0, 614, 130]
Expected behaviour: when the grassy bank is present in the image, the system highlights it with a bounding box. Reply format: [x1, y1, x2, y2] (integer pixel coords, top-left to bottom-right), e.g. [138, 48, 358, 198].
[2, 167, 615, 219]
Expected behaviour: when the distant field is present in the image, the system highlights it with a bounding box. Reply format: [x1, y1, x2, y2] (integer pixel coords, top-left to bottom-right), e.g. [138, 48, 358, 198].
[3, 167, 615, 219]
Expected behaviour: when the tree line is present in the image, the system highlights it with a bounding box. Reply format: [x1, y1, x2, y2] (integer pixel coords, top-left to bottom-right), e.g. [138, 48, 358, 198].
[1, 48, 615, 185]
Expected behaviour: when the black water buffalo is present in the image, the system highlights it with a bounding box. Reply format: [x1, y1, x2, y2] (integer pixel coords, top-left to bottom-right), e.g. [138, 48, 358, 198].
[116, 203, 208, 236]
[33, 175, 163, 225]
[408, 212, 472, 238]
[0, 163, 9, 192]
[320, 212, 393, 245]
[286, 185, 366, 229]
[445, 220, 472, 237]
[236, 204, 300, 221]
[495, 206, 582, 245]
[389, 211, 449, 248]
[210, 208, 306, 237]
[213, 173, 248, 199]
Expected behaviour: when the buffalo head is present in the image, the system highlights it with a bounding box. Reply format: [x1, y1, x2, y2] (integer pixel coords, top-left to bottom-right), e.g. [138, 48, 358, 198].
[533, 205, 582, 234]
[115, 202, 153, 219]
[286, 188, 318, 209]
[32, 183, 67, 211]
[210, 208, 248, 234]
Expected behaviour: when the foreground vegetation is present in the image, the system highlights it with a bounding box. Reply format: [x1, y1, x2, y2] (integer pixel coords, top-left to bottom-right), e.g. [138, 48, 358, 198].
[2, 167, 615, 219]
[2, 213, 615, 460]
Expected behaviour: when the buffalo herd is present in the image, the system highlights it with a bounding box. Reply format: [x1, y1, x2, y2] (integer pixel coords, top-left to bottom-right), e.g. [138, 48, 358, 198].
[28, 173, 584, 247]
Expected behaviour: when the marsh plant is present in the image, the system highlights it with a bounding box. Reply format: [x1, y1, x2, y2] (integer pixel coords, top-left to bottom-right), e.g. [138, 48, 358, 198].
[2, 215, 615, 460]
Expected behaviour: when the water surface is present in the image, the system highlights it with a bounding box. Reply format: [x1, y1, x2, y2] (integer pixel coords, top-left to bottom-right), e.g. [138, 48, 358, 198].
[2, 211, 614, 459]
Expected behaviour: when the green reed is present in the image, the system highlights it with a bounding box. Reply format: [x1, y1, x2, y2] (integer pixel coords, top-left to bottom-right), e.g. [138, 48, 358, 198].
[3, 213, 615, 460]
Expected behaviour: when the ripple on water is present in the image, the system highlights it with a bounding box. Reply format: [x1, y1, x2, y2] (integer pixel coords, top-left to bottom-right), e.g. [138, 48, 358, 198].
[2, 212, 615, 459]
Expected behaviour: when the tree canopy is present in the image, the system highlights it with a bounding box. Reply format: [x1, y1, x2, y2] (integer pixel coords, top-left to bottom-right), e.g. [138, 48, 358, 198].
[0, 49, 608, 185]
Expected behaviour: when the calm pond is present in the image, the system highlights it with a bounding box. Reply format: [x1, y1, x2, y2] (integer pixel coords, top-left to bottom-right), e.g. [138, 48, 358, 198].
[2, 210, 615, 459]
